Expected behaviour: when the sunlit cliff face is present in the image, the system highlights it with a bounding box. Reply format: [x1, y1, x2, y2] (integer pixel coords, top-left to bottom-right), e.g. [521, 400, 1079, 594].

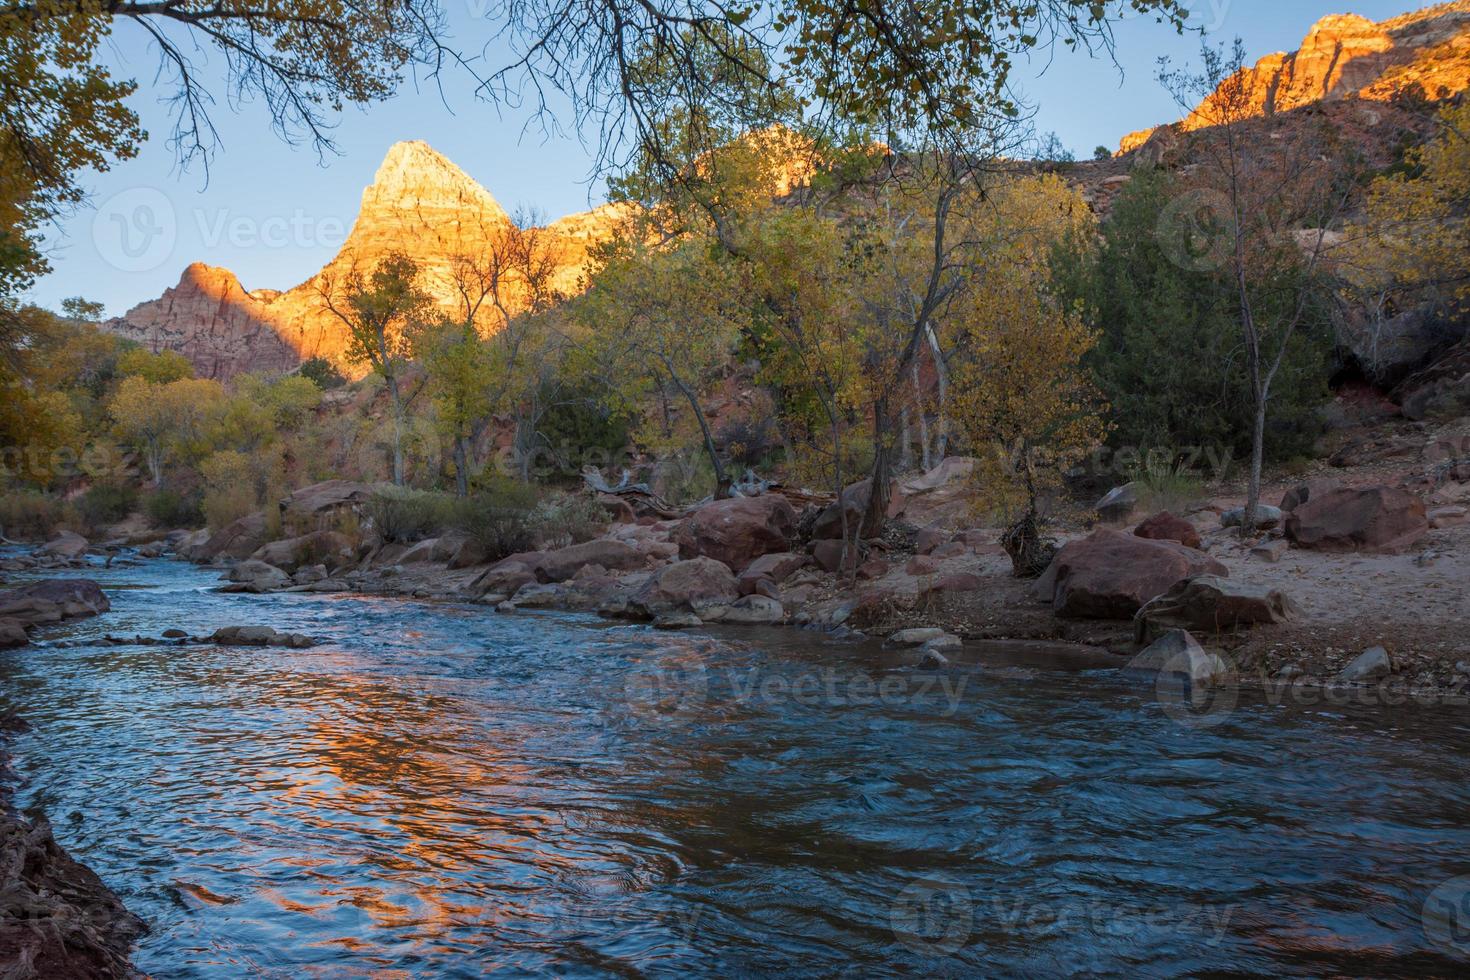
[1118, 2, 1470, 155]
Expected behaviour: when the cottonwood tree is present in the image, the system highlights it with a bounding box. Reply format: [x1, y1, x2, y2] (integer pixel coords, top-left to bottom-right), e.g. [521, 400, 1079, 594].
[485, 0, 1191, 182]
[109, 375, 223, 486]
[318, 251, 430, 486]
[1161, 40, 1352, 535]
[1344, 99, 1470, 331]
[576, 236, 746, 499]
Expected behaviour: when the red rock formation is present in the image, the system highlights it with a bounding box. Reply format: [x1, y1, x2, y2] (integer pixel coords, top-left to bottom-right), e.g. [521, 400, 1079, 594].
[101, 262, 300, 379]
[103, 141, 636, 378]
[1119, 2, 1470, 154]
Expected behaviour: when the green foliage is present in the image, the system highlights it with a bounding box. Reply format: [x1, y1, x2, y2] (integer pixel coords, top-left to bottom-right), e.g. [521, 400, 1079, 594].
[117, 348, 193, 383]
[1053, 168, 1331, 465]
[534, 384, 633, 473]
[75, 481, 137, 529]
[1093, 145, 1112, 161]
[364, 486, 455, 543]
[143, 488, 203, 529]
[455, 484, 540, 560]
[1126, 454, 1206, 515]
[531, 492, 609, 549]
[298, 357, 347, 390]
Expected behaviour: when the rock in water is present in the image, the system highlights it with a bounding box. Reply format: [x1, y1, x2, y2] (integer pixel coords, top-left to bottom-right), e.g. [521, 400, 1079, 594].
[1127, 629, 1233, 685]
[1339, 646, 1393, 683]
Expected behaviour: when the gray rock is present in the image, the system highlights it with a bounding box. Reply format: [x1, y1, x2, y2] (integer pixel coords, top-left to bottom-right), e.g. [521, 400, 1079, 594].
[1126, 629, 1233, 684]
[653, 612, 703, 629]
[495, 601, 517, 614]
[1250, 539, 1289, 563]
[921, 634, 963, 654]
[887, 627, 947, 647]
[1221, 505, 1283, 530]
[222, 559, 290, 594]
[1095, 483, 1140, 523]
[712, 595, 784, 625]
[918, 649, 950, 670]
[1339, 646, 1392, 683]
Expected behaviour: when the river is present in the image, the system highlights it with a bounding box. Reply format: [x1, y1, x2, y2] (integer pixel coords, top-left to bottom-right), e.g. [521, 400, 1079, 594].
[2, 553, 1469, 976]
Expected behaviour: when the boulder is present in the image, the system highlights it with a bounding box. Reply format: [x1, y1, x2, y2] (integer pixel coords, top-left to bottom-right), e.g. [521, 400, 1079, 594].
[811, 479, 904, 540]
[1094, 483, 1139, 523]
[446, 537, 490, 570]
[210, 626, 317, 648]
[1280, 479, 1341, 513]
[1338, 646, 1392, 683]
[175, 528, 213, 562]
[628, 557, 739, 618]
[250, 530, 355, 573]
[0, 618, 29, 649]
[914, 525, 949, 556]
[812, 539, 855, 574]
[534, 539, 645, 583]
[37, 531, 88, 560]
[1430, 505, 1469, 529]
[1250, 539, 1289, 563]
[1035, 530, 1228, 620]
[1336, 304, 1462, 388]
[887, 627, 947, 647]
[905, 555, 942, 576]
[674, 495, 798, 567]
[899, 456, 976, 495]
[221, 560, 291, 594]
[712, 595, 785, 625]
[1133, 512, 1201, 550]
[136, 540, 167, 559]
[1394, 339, 1470, 421]
[736, 552, 808, 595]
[469, 556, 540, 597]
[0, 580, 110, 625]
[1135, 575, 1297, 637]
[197, 512, 268, 562]
[1285, 485, 1429, 554]
[279, 480, 373, 527]
[398, 538, 443, 565]
[1221, 504, 1283, 530]
[1126, 629, 1232, 684]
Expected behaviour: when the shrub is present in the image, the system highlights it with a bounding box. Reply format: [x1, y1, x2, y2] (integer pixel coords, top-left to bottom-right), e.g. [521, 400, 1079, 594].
[0, 490, 65, 540]
[452, 490, 538, 560]
[364, 487, 456, 543]
[200, 451, 258, 530]
[143, 489, 203, 529]
[1052, 168, 1331, 466]
[298, 357, 346, 391]
[1127, 454, 1207, 515]
[531, 492, 609, 549]
[75, 482, 137, 529]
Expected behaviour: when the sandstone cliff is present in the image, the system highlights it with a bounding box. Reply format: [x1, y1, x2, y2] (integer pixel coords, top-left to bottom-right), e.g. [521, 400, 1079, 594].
[104, 141, 632, 377]
[1118, 2, 1470, 154]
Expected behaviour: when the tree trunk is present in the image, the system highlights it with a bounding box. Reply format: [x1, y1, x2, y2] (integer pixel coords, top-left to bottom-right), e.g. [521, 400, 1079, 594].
[1245, 393, 1267, 541]
[862, 396, 891, 537]
[453, 435, 470, 498]
[387, 374, 405, 487]
[668, 370, 730, 499]
[898, 406, 913, 473]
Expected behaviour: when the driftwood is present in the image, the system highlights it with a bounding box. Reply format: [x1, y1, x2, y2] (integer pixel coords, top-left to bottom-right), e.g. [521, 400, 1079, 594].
[581, 467, 683, 519]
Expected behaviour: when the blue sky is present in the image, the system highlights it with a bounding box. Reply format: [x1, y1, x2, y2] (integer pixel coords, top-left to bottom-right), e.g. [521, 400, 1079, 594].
[31, 0, 1432, 316]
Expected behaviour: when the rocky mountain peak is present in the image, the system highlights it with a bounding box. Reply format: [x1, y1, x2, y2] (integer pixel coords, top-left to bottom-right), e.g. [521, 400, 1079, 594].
[359, 140, 509, 223]
[1119, 2, 1470, 154]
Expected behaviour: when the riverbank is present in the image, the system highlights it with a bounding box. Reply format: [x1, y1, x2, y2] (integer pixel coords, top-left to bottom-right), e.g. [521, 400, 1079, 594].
[1, 712, 145, 979]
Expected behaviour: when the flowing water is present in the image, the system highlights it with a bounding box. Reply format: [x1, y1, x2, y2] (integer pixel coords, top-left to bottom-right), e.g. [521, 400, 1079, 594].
[2, 553, 1469, 977]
